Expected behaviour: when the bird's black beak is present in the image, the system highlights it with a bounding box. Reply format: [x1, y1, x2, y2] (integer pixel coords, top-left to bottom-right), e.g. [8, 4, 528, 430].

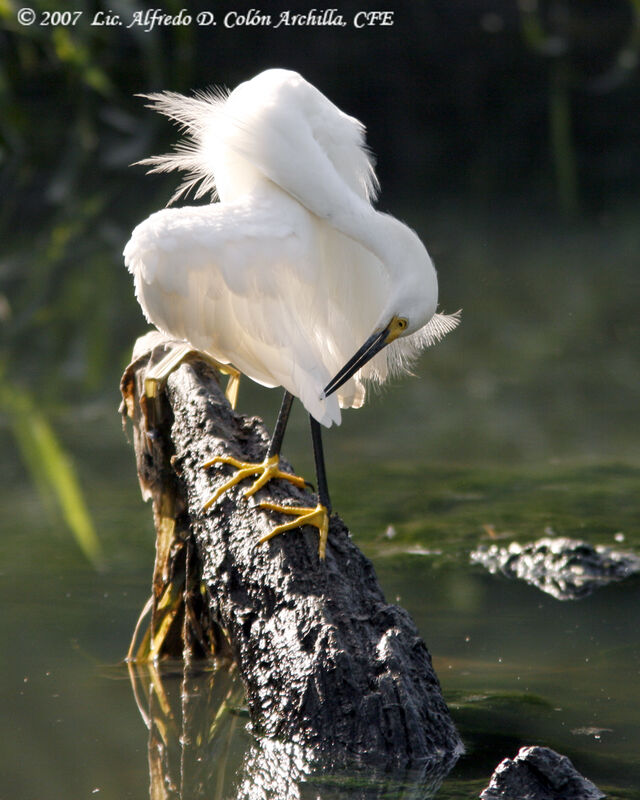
[322, 323, 393, 399]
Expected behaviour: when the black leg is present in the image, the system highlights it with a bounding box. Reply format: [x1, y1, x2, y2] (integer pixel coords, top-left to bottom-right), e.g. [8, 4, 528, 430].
[266, 390, 294, 458]
[310, 416, 331, 513]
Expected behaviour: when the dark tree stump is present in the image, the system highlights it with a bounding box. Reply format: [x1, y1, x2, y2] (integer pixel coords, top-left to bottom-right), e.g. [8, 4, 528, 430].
[120, 333, 462, 770]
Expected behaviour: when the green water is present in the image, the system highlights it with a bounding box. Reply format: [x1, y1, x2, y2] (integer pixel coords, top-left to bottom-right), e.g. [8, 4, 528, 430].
[1, 353, 639, 798]
[2, 209, 640, 797]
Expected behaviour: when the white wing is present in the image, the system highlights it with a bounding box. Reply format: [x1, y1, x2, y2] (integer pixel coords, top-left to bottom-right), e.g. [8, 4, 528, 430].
[124, 193, 390, 426]
[138, 69, 378, 210]
[220, 70, 379, 207]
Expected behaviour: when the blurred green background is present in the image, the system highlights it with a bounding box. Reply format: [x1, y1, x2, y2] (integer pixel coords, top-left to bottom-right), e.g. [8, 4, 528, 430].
[2, 0, 639, 474]
[1, 1, 639, 798]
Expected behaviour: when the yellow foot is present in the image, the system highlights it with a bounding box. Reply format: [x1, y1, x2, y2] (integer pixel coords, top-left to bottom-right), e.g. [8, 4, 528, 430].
[257, 502, 330, 560]
[144, 343, 241, 409]
[201, 454, 306, 511]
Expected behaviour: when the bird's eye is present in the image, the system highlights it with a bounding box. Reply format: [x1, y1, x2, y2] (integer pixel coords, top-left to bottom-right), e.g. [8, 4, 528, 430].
[398, 318, 407, 330]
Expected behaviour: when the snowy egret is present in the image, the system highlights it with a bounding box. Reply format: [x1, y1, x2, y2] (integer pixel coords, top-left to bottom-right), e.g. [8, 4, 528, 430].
[124, 69, 459, 559]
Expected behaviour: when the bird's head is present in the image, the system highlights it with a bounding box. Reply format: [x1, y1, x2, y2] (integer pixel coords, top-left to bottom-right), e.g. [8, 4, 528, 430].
[323, 222, 438, 399]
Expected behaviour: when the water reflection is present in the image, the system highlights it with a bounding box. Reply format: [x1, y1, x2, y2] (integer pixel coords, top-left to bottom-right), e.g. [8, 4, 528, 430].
[128, 661, 456, 800]
[129, 660, 244, 799]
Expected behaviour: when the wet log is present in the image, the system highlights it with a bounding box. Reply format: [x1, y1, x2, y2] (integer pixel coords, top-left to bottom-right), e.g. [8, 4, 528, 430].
[120, 332, 462, 769]
[471, 537, 640, 600]
[480, 746, 605, 800]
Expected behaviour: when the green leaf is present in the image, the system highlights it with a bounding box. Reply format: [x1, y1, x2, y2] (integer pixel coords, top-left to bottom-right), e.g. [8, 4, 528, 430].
[0, 380, 103, 567]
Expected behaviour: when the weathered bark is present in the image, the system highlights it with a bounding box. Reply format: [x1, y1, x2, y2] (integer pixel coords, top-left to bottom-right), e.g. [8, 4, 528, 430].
[121, 333, 462, 770]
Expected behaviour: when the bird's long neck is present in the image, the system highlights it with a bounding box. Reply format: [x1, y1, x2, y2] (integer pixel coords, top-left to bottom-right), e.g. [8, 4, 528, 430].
[298, 180, 405, 277]
[228, 120, 401, 272]
[318, 191, 426, 289]
[318, 191, 438, 327]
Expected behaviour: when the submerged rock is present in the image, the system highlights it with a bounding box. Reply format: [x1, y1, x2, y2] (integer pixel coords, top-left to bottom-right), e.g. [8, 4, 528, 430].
[480, 745, 605, 800]
[471, 536, 640, 600]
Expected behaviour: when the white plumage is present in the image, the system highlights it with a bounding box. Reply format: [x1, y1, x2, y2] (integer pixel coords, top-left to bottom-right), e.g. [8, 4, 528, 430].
[124, 69, 459, 427]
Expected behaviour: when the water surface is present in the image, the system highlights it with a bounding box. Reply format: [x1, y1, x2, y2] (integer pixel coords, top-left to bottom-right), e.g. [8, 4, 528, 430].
[2, 408, 639, 798]
[2, 211, 639, 798]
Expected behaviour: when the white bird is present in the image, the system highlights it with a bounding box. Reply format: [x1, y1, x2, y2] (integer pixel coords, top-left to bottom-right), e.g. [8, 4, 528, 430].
[124, 69, 459, 559]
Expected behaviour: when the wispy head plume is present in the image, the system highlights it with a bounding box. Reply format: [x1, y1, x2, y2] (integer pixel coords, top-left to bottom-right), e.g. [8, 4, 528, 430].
[135, 87, 229, 205]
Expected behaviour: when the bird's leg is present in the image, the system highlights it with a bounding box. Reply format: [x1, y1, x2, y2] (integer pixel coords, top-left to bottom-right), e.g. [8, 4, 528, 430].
[259, 415, 332, 560]
[202, 390, 306, 510]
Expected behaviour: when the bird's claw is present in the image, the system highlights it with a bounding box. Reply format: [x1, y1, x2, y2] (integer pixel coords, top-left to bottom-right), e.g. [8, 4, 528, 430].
[202, 455, 329, 558]
[201, 454, 306, 511]
[257, 502, 330, 560]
